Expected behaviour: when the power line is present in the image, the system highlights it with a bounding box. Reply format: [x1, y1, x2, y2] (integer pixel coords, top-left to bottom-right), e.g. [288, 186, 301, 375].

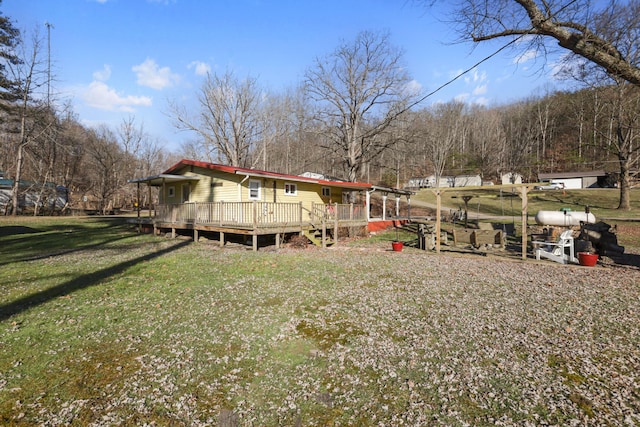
[411, 34, 528, 108]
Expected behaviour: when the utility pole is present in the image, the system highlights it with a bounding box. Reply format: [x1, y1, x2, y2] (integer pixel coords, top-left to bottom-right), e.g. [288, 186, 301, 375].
[45, 21, 53, 107]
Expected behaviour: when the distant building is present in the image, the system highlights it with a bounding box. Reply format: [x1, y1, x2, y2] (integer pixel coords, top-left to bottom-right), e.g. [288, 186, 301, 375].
[406, 174, 482, 189]
[0, 178, 68, 214]
[537, 171, 609, 189]
[501, 172, 522, 185]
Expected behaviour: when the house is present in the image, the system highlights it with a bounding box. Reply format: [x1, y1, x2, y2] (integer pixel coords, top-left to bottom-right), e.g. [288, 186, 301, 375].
[501, 172, 522, 185]
[406, 174, 482, 189]
[130, 159, 376, 250]
[0, 178, 68, 214]
[537, 171, 609, 189]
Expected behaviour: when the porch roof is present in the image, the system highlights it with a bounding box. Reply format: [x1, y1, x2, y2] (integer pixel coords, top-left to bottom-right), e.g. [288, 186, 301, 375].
[128, 174, 201, 186]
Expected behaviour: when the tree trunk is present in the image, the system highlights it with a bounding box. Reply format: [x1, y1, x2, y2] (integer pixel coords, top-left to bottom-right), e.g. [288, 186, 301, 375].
[10, 143, 25, 216]
[617, 145, 631, 210]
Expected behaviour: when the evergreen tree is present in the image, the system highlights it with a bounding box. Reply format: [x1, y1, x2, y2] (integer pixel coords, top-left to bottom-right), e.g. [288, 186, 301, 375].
[0, 1, 21, 107]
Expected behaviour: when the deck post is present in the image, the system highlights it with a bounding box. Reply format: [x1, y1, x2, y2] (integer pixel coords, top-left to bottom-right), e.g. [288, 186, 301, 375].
[519, 185, 529, 261]
[253, 201, 258, 228]
[148, 184, 152, 218]
[334, 203, 339, 246]
[322, 219, 327, 249]
[275, 233, 280, 249]
[299, 202, 303, 226]
[252, 233, 258, 251]
[136, 182, 141, 233]
[194, 228, 199, 242]
[220, 231, 225, 247]
[435, 190, 441, 254]
[193, 201, 198, 225]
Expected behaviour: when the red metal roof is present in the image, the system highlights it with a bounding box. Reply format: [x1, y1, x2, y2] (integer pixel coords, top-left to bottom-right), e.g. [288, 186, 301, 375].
[164, 159, 372, 190]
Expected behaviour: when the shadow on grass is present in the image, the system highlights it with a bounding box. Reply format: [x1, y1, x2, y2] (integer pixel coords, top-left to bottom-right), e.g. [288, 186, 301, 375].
[0, 240, 191, 321]
[0, 218, 134, 266]
[0, 225, 43, 236]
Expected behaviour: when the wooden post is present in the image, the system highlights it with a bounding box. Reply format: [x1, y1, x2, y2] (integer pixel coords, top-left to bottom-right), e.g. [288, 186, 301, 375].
[275, 233, 280, 249]
[299, 202, 303, 226]
[194, 228, 199, 242]
[148, 184, 152, 218]
[220, 231, 225, 247]
[434, 190, 442, 254]
[519, 185, 529, 260]
[252, 234, 258, 251]
[252, 201, 257, 228]
[136, 182, 141, 233]
[219, 201, 224, 226]
[193, 201, 198, 225]
[322, 220, 327, 249]
[334, 203, 339, 246]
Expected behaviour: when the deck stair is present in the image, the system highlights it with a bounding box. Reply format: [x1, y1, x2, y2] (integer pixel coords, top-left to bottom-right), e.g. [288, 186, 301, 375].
[302, 227, 335, 247]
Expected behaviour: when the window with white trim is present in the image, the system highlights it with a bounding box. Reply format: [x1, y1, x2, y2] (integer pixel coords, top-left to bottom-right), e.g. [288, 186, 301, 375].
[284, 182, 297, 196]
[168, 186, 175, 198]
[322, 187, 331, 197]
[249, 179, 261, 200]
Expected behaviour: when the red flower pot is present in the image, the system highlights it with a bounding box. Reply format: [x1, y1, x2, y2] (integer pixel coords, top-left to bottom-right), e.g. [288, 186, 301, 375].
[578, 252, 598, 267]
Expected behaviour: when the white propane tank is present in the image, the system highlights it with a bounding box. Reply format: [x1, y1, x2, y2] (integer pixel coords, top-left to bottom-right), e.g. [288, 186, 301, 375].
[534, 210, 596, 226]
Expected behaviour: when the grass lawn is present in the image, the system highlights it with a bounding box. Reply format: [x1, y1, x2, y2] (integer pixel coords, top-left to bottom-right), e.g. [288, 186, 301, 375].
[1, 216, 640, 425]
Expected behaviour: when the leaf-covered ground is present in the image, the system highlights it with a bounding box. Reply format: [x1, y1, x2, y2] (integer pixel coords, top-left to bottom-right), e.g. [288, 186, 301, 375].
[1, 221, 639, 426]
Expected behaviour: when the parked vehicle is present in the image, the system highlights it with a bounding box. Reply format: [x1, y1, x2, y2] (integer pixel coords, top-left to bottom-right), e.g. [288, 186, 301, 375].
[534, 182, 564, 190]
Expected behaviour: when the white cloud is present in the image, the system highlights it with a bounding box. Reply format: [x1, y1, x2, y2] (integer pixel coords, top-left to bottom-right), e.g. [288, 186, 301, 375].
[83, 81, 152, 112]
[473, 84, 487, 95]
[514, 49, 537, 64]
[132, 58, 180, 90]
[404, 79, 422, 96]
[92, 64, 111, 81]
[188, 61, 211, 76]
[464, 68, 487, 84]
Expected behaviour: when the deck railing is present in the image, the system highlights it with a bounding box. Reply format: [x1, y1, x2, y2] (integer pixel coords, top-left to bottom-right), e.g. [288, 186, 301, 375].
[155, 201, 366, 228]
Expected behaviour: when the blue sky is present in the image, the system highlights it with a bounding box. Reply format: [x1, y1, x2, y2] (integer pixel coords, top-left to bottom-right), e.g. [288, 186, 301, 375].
[3, 0, 566, 152]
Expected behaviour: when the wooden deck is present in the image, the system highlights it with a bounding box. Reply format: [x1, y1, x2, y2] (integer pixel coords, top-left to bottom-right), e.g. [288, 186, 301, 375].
[133, 201, 367, 250]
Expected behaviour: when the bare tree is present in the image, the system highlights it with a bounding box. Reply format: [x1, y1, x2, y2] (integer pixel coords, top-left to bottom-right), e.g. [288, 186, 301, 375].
[417, 101, 467, 187]
[552, 1, 640, 209]
[85, 126, 126, 214]
[448, 0, 640, 85]
[443, 0, 640, 207]
[6, 30, 49, 215]
[170, 71, 264, 167]
[304, 30, 420, 183]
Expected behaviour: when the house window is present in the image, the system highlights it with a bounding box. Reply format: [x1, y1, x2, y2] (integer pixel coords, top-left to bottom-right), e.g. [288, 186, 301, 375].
[322, 187, 331, 197]
[284, 182, 297, 196]
[249, 179, 261, 200]
[182, 183, 190, 202]
[168, 186, 175, 198]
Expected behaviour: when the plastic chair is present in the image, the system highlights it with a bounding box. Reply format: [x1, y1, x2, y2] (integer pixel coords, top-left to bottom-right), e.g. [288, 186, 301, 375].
[533, 229, 578, 264]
